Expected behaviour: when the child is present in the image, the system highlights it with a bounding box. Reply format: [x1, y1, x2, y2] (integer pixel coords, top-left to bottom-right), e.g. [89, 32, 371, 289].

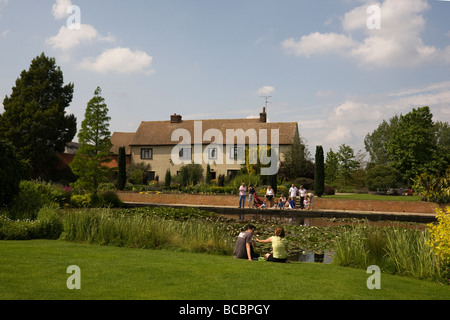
[303, 198, 309, 210]
[277, 194, 286, 209]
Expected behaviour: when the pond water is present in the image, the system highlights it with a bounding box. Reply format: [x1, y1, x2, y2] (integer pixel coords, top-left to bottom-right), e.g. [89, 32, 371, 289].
[292, 251, 335, 264]
[220, 213, 427, 230]
[222, 212, 427, 264]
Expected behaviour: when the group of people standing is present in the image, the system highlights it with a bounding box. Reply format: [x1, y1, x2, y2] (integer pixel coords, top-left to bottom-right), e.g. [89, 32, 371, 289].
[233, 224, 289, 263]
[238, 183, 314, 210]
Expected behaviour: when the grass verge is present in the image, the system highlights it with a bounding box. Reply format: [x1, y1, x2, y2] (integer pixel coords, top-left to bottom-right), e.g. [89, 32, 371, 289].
[0, 240, 448, 300]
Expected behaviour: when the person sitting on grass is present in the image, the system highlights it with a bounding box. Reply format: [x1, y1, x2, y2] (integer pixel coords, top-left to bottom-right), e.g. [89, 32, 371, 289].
[233, 224, 260, 261]
[256, 227, 289, 263]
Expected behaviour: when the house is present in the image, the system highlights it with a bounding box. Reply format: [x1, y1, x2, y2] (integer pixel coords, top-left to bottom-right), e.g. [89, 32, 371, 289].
[110, 108, 300, 182]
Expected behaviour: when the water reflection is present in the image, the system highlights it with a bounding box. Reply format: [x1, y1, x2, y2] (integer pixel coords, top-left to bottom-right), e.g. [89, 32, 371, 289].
[228, 213, 426, 230]
[289, 251, 335, 264]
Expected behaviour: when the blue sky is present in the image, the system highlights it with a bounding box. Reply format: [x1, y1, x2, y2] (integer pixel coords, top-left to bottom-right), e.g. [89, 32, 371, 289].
[1, 0, 449, 157]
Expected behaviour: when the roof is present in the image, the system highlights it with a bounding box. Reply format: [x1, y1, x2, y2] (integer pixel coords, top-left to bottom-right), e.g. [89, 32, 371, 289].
[110, 132, 135, 155]
[129, 118, 298, 146]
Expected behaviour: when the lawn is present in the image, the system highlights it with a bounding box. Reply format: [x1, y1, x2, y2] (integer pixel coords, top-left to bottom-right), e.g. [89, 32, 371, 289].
[0, 240, 448, 302]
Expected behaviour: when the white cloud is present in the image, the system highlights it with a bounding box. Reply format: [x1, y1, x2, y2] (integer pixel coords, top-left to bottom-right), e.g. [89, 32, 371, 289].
[282, 0, 449, 68]
[256, 86, 276, 96]
[299, 81, 450, 153]
[282, 32, 356, 58]
[46, 24, 114, 51]
[52, 0, 72, 20]
[78, 47, 154, 75]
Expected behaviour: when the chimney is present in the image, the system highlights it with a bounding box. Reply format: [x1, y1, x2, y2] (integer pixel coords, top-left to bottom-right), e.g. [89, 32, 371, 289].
[171, 113, 182, 124]
[260, 107, 267, 123]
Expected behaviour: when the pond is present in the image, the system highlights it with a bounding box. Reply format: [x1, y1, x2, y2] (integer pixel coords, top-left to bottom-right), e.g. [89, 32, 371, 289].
[220, 212, 427, 230]
[221, 212, 427, 264]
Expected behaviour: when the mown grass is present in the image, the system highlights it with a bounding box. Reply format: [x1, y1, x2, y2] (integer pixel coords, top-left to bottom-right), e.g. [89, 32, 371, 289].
[0, 240, 449, 300]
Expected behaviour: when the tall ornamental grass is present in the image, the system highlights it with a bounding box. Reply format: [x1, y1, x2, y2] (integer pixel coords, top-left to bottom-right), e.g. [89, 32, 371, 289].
[333, 224, 446, 282]
[60, 208, 234, 255]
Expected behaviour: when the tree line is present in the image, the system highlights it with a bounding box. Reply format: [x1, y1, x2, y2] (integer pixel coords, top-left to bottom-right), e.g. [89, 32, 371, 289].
[1, 53, 448, 208]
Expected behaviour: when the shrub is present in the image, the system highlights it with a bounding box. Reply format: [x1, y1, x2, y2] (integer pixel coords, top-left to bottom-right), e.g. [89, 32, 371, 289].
[69, 192, 123, 208]
[8, 180, 67, 220]
[277, 185, 288, 197]
[412, 170, 450, 204]
[0, 205, 63, 240]
[210, 186, 236, 194]
[324, 185, 336, 195]
[101, 191, 124, 208]
[366, 165, 402, 192]
[427, 207, 450, 264]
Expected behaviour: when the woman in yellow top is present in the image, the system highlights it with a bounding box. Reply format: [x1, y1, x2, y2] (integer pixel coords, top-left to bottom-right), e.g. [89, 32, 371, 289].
[256, 227, 289, 263]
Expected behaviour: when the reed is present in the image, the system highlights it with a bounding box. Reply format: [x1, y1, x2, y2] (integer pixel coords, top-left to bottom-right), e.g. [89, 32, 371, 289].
[60, 208, 234, 255]
[333, 224, 446, 281]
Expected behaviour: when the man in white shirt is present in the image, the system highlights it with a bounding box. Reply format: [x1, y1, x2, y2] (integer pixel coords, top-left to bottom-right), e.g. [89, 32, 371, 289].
[289, 184, 298, 209]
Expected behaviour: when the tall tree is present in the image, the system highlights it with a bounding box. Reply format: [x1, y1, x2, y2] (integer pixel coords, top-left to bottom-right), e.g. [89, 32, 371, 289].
[325, 149, 339, 185]
[117, 147, 127, 191]
[364, 115, 400, 166]
[387, 106, 446, 183]
[278, 129, 313, 180]
[0, 140, 29, 207]
[337, 144, 360, 188]
[70, 87, 113, 194]
[0, 53, 77, 177]
[314, 146, 325, 197]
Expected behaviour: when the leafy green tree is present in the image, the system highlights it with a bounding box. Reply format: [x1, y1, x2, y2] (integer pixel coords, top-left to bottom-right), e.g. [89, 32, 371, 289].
[337, 144, 360, 188]
[0, 140, 29, 207]
[0, 53, 76, 178]
[365, 165, 403, 192]
[325, 149, 339, 185]
[278, 132, 313, 181]
[364, 115, 399, 166]
[387, 107, 446, 183]
[314, 146, 325, 197]
[117, 147, 127, 190]
[70, 87, 113, 194]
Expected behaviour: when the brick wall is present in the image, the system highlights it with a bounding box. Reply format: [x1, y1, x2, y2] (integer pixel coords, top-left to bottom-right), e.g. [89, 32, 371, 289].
[116, 192, 441, 214]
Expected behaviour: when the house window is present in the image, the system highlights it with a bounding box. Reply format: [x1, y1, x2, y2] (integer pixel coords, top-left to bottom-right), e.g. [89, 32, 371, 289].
[208, 147, 217, 160]
[179, 147, 192, 161]
[148, 171, 156, 181]
[229, 147, 244, 161]
[227, 170, 239, 179]
[141, 148, 153, 160]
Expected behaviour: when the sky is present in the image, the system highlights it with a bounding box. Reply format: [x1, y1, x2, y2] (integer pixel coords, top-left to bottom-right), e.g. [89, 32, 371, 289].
[1, 0, 450, 158]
